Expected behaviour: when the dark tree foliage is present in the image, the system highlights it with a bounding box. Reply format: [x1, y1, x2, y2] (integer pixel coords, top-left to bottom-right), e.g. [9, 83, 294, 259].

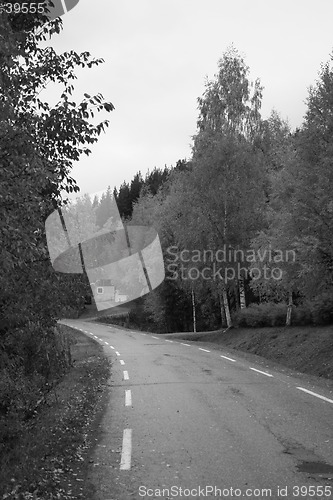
[174, 158, 190, 173]
[145, 165, 170, 195]
[110, 163, 183, 219]
[0, 0, 114, 438]
[115, 181, 132, 219]
[130, 171, 144, 203]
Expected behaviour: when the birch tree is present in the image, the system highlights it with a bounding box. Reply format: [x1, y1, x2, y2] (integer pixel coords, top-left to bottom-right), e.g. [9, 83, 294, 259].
[185, 47, 266, 326]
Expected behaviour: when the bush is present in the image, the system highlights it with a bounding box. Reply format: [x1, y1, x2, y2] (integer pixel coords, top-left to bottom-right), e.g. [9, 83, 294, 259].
[233, 302, 287, 327]
[96, 311, 132, 329]
[310, 291, 333, 325]
[291, 303, 313, 326]
[0, 325, 72, 455]
[0, 368, 43, 450]
[233, 295, 333, 327]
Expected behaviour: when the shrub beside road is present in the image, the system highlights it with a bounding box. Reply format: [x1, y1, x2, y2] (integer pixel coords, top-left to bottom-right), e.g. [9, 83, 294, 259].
[0, 326, 110, 500]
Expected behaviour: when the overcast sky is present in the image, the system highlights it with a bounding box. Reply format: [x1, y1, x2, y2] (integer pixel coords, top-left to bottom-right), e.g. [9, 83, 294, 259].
[46, 0, 333, 198]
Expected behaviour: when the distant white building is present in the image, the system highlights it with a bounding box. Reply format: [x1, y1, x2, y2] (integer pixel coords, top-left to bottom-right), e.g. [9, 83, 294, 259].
[91, 279, 127, 305]
[92, 279, 115, 306]
[115, 290, 128, 303]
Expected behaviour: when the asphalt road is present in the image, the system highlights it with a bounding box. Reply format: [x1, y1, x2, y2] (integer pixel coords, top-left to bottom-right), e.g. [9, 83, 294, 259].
[61, 320, 333, 500]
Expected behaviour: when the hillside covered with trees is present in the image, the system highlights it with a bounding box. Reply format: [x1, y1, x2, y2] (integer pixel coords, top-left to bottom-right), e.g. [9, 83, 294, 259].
[91, 47, 333, 333]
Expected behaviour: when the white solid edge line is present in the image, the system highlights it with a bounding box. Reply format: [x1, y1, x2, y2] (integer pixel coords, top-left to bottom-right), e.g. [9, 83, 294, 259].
[199, 348, 210, 353]
[116, 351, 120, 356]
[221, 355, 236, 362]
[120, 360, 125, 365]
[120, 429, 132, 470]
[297, 387, 333, 404]
[123, 370, 129, 380]
[165, 340, 173, 343]
[125, 390, 132, 406]
[181, 343, 190, 346]
[250, 367, 273, 377]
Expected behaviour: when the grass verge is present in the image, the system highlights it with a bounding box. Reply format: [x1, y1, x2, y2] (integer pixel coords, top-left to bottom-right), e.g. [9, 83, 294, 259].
[0, 325, 110, 500]
[170, 325, 333, 380]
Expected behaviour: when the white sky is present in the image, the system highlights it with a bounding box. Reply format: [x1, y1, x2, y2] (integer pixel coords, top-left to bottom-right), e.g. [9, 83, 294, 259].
[45, 0, 333, 198]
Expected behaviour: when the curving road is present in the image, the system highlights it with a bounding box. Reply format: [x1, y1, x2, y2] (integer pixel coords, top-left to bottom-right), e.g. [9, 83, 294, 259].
[61, 320, 333, 500]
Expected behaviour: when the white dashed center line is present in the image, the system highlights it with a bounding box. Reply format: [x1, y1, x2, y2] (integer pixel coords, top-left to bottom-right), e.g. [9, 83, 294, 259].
[221, 355, 236, 362]
[125, 390, 132, 407]
[73, 325, 333, 431]
[250, 367, 273, 377]
[297, 387, 333, 404]
[120, 429, 132, 470]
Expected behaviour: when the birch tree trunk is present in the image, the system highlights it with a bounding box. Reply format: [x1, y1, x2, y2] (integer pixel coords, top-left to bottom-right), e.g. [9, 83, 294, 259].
[286, 290, 293, 326]
[223, 199, 228, 240]
[222, 284, 232, 328]
[239, 277, 246, 309]
[219, 291, 226, 328]
[222, 197, 232, 327]
[191, 285, 196, 333]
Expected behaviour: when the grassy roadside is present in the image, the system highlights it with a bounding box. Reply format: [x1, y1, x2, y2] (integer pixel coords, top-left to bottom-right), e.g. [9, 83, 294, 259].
[168, 325, 333, 380]
[0, 325, 110, 500]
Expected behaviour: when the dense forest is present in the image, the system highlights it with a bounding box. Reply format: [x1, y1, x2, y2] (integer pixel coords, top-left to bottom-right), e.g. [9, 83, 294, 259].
[1, 0, 333, 473]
